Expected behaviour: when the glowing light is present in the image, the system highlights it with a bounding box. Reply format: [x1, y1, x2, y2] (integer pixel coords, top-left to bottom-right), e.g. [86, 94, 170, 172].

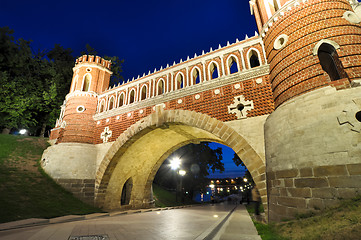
[243, 178, 248, 182]
[209, 184, 215, 189]
[157, 212, 161, 215]
[19, 129, 27, 135]
[213, 215, 219, 218]
[179, 169, 186, 176]
[170, 158, 181, 170]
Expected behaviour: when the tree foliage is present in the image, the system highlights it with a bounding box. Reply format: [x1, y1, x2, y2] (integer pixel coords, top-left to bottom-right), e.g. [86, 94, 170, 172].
[0, 27, 73, 135]
[154, 142, 224, 197]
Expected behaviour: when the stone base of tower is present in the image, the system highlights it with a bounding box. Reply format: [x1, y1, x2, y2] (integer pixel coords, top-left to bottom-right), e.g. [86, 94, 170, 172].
[265, 85, 361, 222]
[41, 142, 113, 206]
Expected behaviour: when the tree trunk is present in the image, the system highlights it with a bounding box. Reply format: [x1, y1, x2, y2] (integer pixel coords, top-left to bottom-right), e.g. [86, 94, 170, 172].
[1, 128, 10, 134]
[39, 122, 47, 137]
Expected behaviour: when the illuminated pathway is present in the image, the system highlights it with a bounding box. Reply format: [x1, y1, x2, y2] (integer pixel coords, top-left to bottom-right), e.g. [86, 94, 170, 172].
[0, 203, 261, 240]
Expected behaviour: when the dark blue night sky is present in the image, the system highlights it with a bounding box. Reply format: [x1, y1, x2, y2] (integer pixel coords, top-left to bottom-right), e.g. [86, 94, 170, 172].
[1, 0, 256, 178]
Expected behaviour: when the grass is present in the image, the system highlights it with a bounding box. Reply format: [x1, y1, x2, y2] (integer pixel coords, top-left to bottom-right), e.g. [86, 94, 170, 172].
[152, 183, 195, 207]
[0, 134, 101, 223]
[247, 196, 361, 240]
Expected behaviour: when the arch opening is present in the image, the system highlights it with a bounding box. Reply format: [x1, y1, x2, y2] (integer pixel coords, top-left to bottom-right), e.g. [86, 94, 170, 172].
[228, 57, 239, 74]
[141, 86, 147, 100]
[118, 93, 125, 107]
[108, 97, 114, 110]
[210, 63, 219, 79]
[176, 74, 184, 89]
[129, 89, 135, 104]
[157, 80, 165, 95]
[317, 43, 347, 81]
[82, 74, 91, 91]
[249, 50, 260, 68]
[121, 178, 133, 206]
[95, 110, 267, 217]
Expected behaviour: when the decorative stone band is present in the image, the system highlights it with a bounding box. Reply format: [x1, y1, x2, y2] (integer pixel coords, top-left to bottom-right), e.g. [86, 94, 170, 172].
[93, 65, 269, 121]
[65, 90, 98, 101]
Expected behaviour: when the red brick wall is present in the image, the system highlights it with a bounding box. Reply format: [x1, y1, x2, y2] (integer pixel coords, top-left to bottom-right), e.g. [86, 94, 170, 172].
[93, 75, 274, 144]
[264, 0, 360, 107]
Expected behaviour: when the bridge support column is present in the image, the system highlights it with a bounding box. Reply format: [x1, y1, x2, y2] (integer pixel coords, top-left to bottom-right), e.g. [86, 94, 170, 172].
[265, 86, 361, 222]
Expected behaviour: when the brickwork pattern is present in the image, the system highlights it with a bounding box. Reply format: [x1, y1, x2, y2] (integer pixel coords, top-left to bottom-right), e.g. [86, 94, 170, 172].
[263, 0, 361, 107]
[267, 163, 361, 221]
[56, 179, 95, 205]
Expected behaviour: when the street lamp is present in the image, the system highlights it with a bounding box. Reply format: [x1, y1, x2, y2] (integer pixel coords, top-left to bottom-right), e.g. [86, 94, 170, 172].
[178, 169, 186, 203]
[170, 157, 181, 170]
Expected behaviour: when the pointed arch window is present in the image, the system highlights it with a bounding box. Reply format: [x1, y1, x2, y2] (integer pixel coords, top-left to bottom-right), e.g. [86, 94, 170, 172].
[118, 93, 125, 107]
[108, 97, 115, 110]
[176, 73, 184, 89]
[82, 74, 91, 92]
[141, 85, 147, 100]
[249, 50, 260, 68]
[99, 100, 105, 113]
[157, 79, 165, 95]
[318, 43, 347, 81]
[192, 68, 201, 85]
[129, 89, 135, 104]
[72, 75, 78, 92]
[210, 62, 219, 79]
[228, 56, 239, 74]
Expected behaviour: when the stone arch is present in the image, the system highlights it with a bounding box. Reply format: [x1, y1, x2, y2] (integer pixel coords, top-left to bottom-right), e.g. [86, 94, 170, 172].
[108, 96, 115, 111]
[175, 72, 185, 89]
[118, 92, 125, 107]
[312, 39, 340, 56]
[128, 89, 136, 104]
[98, 99, 106, 113]
[208, 61, 220, 80]
[140, 85, 147, 100]
[157, 79, 165, 95]
[95, 109, 267, 216]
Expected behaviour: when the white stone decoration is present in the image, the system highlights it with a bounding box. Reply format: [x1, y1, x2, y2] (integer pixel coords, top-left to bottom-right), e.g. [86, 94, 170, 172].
[343, 11, 361, 24]
[116, 116, 120, 120]
[97, 121, 100, 125]
[234, 84, 241, 89]
[256, 78, 263, 84]
[214, 89, 220, 95]
[195, 94, 200, 100]
[106, 118, 110, 123]
[177, 99, 183, 104]
[274, 34, 288, 50]
[127, 112, 132, 117]
[101, 127, 112, 143]
[139, 109, 144, 114]
[60, 121, 66, 128]
[337, 102, 361, 133]
[76, 105, 85, 113]
[228, 95, 254, 119]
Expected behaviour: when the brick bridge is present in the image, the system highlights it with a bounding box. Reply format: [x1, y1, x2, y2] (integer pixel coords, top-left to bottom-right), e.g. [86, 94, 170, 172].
[42, 0, 361, 222]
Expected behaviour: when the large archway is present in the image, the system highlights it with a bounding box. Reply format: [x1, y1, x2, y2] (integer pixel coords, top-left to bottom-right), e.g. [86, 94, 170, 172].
[95, 108, 267, 216]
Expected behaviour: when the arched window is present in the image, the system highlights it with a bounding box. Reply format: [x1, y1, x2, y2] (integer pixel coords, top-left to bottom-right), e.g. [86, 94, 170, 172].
[209, 62, 219, 79]
[118, 93, 125, 107]
[192, 68, 201, 85]
[140, 85, 147, 100]
[82, 73, 91, 91]
[228, 56, 239, 74]
[273, 0, 280, 11]
[157, 79, 165, 95]
[176, 73, 184, 89]
[318, 43, 347, 81]
[99, 100, 105, 113]
[108, 97, 114, 110]
[249, 50, 260, 68]
[121, 178, 133, 206]
[129, 89, 135, 104]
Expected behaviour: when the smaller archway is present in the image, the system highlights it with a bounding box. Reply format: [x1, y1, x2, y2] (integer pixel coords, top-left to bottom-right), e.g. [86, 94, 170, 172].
[118, 93, 125, 107]
[99, 99, 106, 113]
[157, 79, 165, 95]
[129, 89, 135, 104]
[82, 73, 91, 91]
[121, 178, 133, 206]
[140, 85, 147, 100]
[248, 49, 261, 69]
[176, 73, 185, 89]
[108, 97, 115, 111]
[227, 56, 239, 74]
[317, 43, 347, 81]
[191, 67, 201, 85]
[209, 62, 219, 79]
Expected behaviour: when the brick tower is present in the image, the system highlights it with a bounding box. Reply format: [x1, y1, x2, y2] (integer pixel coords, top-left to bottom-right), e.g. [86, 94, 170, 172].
[50, 55, 112, 144]
[251, 0, 361, 221]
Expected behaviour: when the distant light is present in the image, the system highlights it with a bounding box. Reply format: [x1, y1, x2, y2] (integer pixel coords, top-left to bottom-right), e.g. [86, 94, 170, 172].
[179, 170, 186, 176]
[170, 158, 181, 170]
[19, 129, 27, 135]
[186, 192, 188, 194]
[243, 178, 248, 182]
[209, 184, 215, 189]
[213, 215, 219, 218]
[206, 192, 209, 195]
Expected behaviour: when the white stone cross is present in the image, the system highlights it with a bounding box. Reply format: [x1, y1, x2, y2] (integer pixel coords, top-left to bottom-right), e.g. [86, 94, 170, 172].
[101, 127, 112, 143]
[228, 95, 254, 119]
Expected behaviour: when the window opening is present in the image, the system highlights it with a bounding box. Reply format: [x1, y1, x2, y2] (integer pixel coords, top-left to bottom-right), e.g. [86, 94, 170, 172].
[118, 93, 124, 107]
[82, 74, 91, 91]
[229, 57, 239, 74]
[177, 74, 184, 89]
[158, 80, 164, 95]
[108, 97, 114, 110]
[141, 86, 147, 100]
[121, 178, 133, 205]
[99, 101, 105, 113]
[318, 43, 347, 81]
[193, 69, 200, 84]
[249, 50, 260, 68]
[210, 63, 219, 79]
[129, 90, 135, 104]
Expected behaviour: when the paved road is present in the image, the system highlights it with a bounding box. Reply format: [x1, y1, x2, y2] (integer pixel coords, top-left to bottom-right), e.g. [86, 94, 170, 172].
[0, 203, 261, 240]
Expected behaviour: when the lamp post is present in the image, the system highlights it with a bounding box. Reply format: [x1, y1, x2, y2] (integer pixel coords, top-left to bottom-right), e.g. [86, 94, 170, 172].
[178, 170, 186, 203]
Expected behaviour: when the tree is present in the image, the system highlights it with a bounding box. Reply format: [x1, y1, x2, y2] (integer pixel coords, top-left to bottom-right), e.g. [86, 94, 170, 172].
[154, 142, 224, 199]
[232, 152, 254, 185]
